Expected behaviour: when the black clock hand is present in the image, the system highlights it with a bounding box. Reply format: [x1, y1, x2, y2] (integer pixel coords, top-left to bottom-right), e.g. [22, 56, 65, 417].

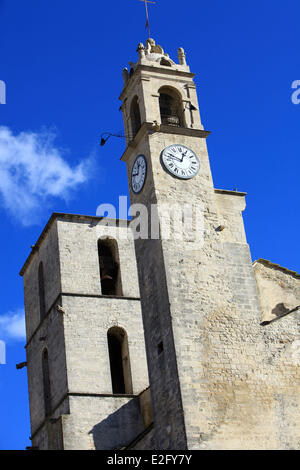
[132, 162, 141, 177]
[180, 150, 188, 161]
[166, 154, 181, 162]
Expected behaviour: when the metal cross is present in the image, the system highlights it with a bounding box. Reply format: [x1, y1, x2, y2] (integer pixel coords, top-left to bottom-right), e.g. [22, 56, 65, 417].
[139, 0, 156, 39]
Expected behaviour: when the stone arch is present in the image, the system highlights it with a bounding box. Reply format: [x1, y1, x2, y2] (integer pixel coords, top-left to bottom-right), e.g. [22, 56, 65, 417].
[98, 238, 123, 296]
[160, 57, 172, 67]
[107, 326, 133, 395]
[158, 85, 185, 127]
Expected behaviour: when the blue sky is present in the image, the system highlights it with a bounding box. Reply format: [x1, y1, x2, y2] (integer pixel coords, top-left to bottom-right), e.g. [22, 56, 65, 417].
[0, 0, 299, 450]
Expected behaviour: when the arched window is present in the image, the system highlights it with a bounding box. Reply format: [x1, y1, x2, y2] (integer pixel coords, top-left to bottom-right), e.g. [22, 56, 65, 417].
[159, 86, 184, 127]
[98, 238, 122, 296]
[107, 327, 133, 395]
[38, 262, 46, 322]
[42, 349, 51, 417]
[130, 96, 141, 139]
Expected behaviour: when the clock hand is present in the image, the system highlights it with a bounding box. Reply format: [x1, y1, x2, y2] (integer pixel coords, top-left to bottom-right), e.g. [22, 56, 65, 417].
[166, 154, 181, 163]
[132, 162, 142, 177]
[180, 150, 188, 161]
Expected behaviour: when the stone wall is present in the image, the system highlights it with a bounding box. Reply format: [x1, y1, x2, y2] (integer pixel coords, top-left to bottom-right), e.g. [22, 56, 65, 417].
[61, 396, 144, 450]
[22, 221, 61, 339]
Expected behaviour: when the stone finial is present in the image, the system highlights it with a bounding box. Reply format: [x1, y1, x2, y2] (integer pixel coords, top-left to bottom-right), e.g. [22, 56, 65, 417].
[145, 38, 155, 54]
[145, 38, 164, 55]
[137, 42, 146, 60]
[122, 67, 129, 86]
[178, 47, 187, 65]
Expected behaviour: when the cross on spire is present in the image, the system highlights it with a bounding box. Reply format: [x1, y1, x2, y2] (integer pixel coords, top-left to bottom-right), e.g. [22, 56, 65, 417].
[139, 0, 156, 39]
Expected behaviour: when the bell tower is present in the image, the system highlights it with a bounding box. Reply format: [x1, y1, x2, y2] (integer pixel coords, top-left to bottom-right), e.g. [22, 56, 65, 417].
[121, 38, 203, 144]
[119, 38, 264, 450]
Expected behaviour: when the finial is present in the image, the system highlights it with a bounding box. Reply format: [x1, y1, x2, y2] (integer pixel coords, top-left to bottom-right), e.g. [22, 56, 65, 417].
[145, 38, 155, 54]
[145, 38, 164, 55]
[122, 67, 129, 85]
[137, 42, 145, 60]
[178, 47, 187, 66]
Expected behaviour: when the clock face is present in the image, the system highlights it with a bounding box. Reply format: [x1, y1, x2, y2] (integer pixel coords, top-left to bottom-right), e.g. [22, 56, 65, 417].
[161, 144, 200, 179]
[131, 154, 147, 194]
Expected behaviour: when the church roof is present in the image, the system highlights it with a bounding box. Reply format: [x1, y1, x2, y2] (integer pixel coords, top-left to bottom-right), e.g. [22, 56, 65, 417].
[253, 258, 300, 279]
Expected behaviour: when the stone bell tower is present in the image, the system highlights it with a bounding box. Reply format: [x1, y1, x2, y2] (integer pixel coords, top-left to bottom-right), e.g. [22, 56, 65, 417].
[119, 38, 300, 450]
[20, 37, 300, 451]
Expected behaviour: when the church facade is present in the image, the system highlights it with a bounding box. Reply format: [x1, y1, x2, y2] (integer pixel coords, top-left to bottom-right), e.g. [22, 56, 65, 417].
[20, 39, 300, 450]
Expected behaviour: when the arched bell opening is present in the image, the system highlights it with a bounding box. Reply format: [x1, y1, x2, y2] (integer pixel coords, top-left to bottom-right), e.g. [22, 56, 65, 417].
[130, 95, 142, 139]
[98, 238, 123, 296]
[158, 86, 185, 127]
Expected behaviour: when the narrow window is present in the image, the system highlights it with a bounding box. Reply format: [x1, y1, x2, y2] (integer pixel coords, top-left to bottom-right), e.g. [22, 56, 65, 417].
[107, 327, 133, 395]
[159, 86, 184, 127]
[157, 341, 164, 356]
[42, 349, 51, 417]
[38, 262, 46, 322]
[130, 95, 141, 139]
[98, 238, 122, 296]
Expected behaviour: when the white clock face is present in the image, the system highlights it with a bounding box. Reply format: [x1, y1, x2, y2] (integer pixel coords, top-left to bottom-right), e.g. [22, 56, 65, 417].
[161, 144, 200, 179]
[131, 154, 147, 194]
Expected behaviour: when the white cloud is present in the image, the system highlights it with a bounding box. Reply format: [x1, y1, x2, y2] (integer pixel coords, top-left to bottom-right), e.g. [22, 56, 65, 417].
[0, 309, 26, 342]
[0, 126, 90, 225]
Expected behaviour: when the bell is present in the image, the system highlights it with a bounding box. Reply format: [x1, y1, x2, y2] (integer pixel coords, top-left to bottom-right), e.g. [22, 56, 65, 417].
[101, 269, 113, 281]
